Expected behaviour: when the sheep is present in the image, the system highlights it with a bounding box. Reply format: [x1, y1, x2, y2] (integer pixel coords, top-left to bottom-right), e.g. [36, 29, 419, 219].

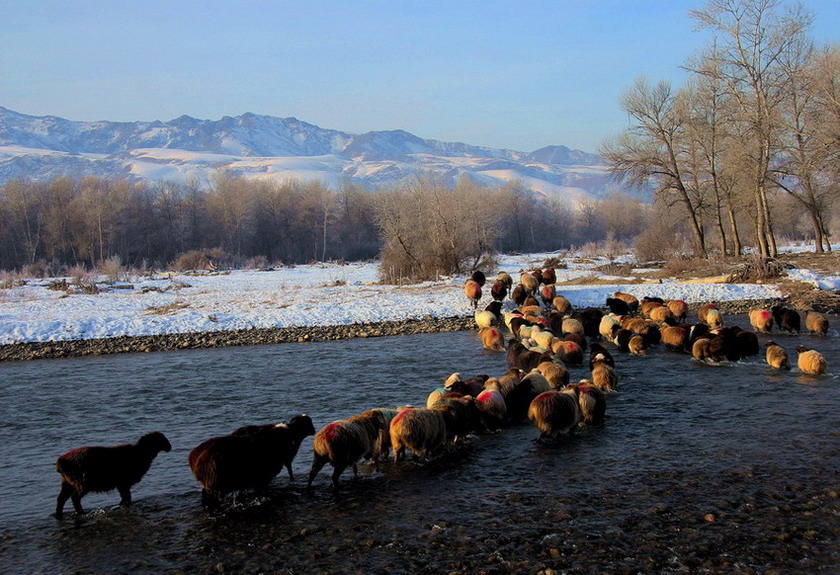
[749, 308, 774, 333]
[430, 395, 483, 441]
[588, 343, 615, 371]
[614, 328, 633, 352]
[697, 303, 719, 324]
[464, 279, 482, 309]
[520, 271, 539, 294]
[190, 415, 315, 506]
[536, 359, 570, 389]
[479, 327, 505, 352]
[566, 381, 607, 426]
[460, 374, 490, 396]
[765, 341, 789, 370]
[552, 295, 572, 314]
[371, 408, 401, 460]
[540, 284, 557, 306]
[308, 410, 386, 491]
[389, 407, 452, 462]
[796, 345, 827, 375]
[55, 431, 171, 518]
[641, 300, 664, 319]
[493, 368, 523, 397]
[475, 389, 507, 431]
[508, 339, 550, 372]
[576, 307, 603, 339]
[426, 387, 462, 409]
[591, 357, 618, 392]
[511, 284, 527, 306]
[667, 299, 688, 322]
[470, 270, 486, 287]
[474, 309, 497, 329]
[805, 311, 829, 336]
[692, 337, 713, 362]
[613, 292, 639, 314]
[628, 334, 647, 356]
[599, 315, 621, 340]
[552, 339, 583, 365]
[528, 390, 581, 441]
[523, 295, 541, 308]
[733, 328, 759, 358]
[531, 327, 556, 350]
[490, 280, 508, 302]
[485, 300, 503, 321]
[504, 372, 549, 423]
[606, 297, 630, 316]
[772, 305, 801, 333]
[542, 268, 557, 285]
[661, 325, 688, 352]
[562, 317, 585, 337]
[648, 305, 673, 323]
[496, 271, 514, 291]
[705, 308, 724, 329]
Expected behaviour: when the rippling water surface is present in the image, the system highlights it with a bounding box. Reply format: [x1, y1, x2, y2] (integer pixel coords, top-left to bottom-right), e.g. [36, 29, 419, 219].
[1, 318, 838, 574]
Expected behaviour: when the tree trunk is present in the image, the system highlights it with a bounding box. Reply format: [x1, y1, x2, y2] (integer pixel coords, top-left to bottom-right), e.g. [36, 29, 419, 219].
[727, 206, 742, 256]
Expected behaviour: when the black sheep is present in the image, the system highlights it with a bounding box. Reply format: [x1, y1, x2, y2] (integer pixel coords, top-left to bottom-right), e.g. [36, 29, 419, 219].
[606, 297, 630, 316]
[189, 415, 315, 508]
[771, 305, 801, 333]
[55, 431, 172, 518]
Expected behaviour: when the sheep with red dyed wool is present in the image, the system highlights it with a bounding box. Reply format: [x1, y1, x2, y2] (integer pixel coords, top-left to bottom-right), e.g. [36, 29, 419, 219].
[308, 410, 386, 492]
[190, 415, 314, 506]
[55, 431, 171, 518]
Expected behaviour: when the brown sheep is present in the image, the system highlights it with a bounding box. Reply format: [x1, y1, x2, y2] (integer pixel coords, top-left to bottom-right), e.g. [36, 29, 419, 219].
[308, 410, 386, 491]
[552, 339, 584, 365]
[511, 284, 527, 306]
[552, 295, 572, 314]
[749, 308, 774, 333]
[628, 334, 647, 356]
[591, 358, 618, 392]
[697, 303, 719, 324]
[805, 311, 829, 336]
[796, 345, 827, 375]
[667, 299, 688, 322]
[661, 325, 688, 352]
[475, 389, 507, 430]
[648, 305, 673, 323]
[496, 271, 514, 291]
[536, 359, 570, 389]
[765, 341, 789, 370]
[542, 268, 557, 285]
[528, 390, 581, 441]
[56, 431, 171, 518]
[520, 271, 539, 294]
[562, 317, 585, 337]
[480, 326, 505, 352]
[464, 279, 482, 309]
[490, 280, 508, 302]
[692, 338, 713, 361]
[566, 381, 607, 426]
[641, 300, 664, 318]
[389, 407, 452, 462]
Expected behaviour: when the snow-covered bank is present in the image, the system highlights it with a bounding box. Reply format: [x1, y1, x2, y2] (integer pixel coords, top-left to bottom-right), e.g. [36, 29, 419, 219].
[3, 250, 834, 347]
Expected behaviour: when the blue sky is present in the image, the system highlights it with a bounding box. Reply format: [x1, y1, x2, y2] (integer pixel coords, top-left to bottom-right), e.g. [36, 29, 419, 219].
[2, 1, 837, 153]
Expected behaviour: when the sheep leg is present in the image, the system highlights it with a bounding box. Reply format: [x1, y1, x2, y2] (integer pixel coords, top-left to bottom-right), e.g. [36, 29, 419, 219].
[55, 482, 75, 518]
[70, 492, 85, 515]
[117, 485, 132, 506]
[331, 465, 345, 492]
[285, 463, 295, 482]
[307, 454, 329, 489]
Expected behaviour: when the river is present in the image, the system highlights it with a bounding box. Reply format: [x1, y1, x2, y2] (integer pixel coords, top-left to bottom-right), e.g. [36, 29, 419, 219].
[1, 317, 838, 574]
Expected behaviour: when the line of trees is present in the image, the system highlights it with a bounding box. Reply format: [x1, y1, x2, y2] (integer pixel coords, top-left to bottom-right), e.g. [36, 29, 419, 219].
[600, 0, 838, 258]
[0, 172, 650, 276]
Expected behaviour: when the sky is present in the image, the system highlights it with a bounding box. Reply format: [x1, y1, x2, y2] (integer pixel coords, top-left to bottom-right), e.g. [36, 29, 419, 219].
[1, 1, 838, 154]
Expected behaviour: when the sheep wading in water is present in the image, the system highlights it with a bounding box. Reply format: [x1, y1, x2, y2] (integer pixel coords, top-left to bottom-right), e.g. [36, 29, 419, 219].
[55, 431, 172, 518]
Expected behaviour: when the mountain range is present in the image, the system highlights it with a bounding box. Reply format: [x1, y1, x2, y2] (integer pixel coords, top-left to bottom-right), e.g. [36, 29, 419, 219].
[0, 106, 622, 204]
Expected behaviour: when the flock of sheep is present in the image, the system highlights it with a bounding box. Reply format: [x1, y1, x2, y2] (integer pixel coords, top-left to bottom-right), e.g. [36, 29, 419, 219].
[53, 267, 831, 517]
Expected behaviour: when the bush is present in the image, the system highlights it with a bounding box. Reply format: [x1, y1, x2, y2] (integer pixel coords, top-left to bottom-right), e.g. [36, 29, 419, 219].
[169, 248, 229, 272]
[634, 224, 680, 263]
[96, 255, 125, 283]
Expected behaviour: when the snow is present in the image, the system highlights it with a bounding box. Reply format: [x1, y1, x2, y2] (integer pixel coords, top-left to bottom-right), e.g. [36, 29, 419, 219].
[3, 249, 834, 346]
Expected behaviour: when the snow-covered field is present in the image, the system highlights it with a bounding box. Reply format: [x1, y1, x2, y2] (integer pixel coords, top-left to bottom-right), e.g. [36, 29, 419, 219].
[0, 250, 837, 345]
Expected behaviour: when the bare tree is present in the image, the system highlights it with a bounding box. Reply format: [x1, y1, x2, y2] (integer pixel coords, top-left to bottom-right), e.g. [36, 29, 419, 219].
[600, 77, 708, 255]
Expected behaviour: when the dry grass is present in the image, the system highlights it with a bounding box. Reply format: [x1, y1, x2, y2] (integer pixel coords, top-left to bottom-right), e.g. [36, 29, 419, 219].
[145, 301, 191, 315]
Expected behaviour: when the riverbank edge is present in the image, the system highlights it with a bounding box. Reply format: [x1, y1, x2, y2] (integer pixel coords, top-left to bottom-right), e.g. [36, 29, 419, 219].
[0, 298, 785, 362]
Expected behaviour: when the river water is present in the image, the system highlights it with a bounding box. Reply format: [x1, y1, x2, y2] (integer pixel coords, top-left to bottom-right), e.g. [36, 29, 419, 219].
[0, 317, 838, 574]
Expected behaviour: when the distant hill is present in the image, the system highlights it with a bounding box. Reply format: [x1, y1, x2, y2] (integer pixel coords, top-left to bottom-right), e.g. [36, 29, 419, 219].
[0, 106, 628, 204]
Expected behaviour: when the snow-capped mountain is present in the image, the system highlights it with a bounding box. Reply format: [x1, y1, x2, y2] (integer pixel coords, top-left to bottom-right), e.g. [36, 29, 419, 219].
[0, 107, 618, 203]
